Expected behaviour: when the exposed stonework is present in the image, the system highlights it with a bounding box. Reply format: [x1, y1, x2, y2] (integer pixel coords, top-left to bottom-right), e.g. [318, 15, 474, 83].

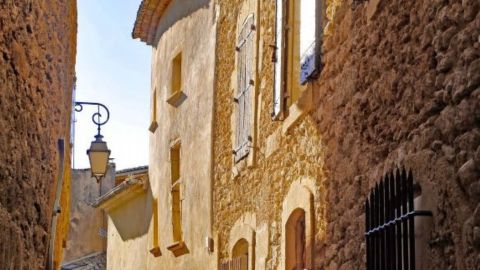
[0, 0, 77, 269]
[213, 2, 327, 270]
[313, 0, 480, 268]
[213, 0, 479, 269]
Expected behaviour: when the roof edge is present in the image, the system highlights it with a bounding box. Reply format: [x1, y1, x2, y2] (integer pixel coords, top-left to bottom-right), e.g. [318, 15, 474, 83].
[93, 178, 146, 209]
[132, 0, 172, 45]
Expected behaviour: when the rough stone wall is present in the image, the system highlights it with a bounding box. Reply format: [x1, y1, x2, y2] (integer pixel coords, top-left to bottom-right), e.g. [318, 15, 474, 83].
[213, 0, 327, 268]
[213, 0, 479, 269]
[313, 0, 480, 269]
[0, 0, 77, 269]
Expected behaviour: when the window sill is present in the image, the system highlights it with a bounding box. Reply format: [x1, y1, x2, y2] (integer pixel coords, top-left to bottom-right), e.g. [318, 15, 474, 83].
[149, 246, 161, 257]
[166, 90, 185, 106]
[167, 241, 189, 257]
[282, 85, 313, 135]
[149, 121, 159, 133]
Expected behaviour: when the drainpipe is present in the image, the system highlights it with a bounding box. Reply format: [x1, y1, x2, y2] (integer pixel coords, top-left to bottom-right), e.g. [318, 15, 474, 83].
[46, 139, 66, 270]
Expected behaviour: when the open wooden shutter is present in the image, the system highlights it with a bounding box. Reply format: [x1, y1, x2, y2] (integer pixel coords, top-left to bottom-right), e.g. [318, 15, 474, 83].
[273, 0, 286, 118]
[299, 0, 321, 84]
[234, 15, 255, 163]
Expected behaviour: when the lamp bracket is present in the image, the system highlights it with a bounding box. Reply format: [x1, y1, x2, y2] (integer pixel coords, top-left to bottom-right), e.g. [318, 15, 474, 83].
[74, 101, 110, 136]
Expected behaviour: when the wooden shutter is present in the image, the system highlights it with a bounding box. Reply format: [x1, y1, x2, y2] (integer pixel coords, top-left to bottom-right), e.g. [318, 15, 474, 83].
[234, 15, 255, 163]
[273, 0, 286, 118]
[299, 0, 321, 84]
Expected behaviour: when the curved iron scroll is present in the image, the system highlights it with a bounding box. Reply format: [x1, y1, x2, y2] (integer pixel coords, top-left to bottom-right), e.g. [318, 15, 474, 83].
[74, 101, 110, 135]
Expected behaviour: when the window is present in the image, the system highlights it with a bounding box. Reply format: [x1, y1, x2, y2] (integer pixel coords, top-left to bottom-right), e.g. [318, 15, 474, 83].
[233, 15, 255, 163]
[172, 53, 182, 94]
[170, 143, 182, 242]
[286, 209, 306, 270]
[149, 89, 158, 133]
[167, 141, 188, 256]
[167, 52, 184, 106]
[149, 198, 161, 257]
[273, 0, 322, 118]
[365, 169, 432, 270]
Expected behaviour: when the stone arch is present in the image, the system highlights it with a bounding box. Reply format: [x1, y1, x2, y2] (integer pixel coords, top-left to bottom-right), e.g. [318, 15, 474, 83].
[229, 214, 256, 270]
[232, 238, 249, 258]
[281, 179, 314, 270]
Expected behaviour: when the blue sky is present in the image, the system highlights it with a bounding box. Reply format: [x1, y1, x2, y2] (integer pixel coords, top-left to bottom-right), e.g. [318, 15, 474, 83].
[74, 0, 150, 170]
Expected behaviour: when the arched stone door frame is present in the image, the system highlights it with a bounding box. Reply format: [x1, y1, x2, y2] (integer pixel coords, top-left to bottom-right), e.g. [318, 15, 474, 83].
[280, 178, 315, 270]
[229, 214, 256, 270]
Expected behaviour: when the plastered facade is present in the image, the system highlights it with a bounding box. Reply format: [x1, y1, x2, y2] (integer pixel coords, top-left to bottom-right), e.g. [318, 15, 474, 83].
[105, 189, 150, 270]
[133, 0, 218, 269]
[213, 0, 479, 269]
[62, 166, 115, 265]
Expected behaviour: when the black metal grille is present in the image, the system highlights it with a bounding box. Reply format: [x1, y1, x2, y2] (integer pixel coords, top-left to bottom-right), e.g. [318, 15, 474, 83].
[365, 168, 432, 270]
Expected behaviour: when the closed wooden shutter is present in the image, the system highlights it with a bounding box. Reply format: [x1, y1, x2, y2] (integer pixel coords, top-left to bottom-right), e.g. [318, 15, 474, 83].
[273, 0, 286, 118]
[299, 0, 321, 84]
[234, 14, 255, 163]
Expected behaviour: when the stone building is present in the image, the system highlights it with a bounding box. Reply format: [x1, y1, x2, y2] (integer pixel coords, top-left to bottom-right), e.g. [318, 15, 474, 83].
[93, 166, 149, 270]
[127, 0, 478, 269]
[61, 165, 116, 270]
[213, 0, 480, 269]
[131, 0, 217, 269]
[0, 1, 77, 270]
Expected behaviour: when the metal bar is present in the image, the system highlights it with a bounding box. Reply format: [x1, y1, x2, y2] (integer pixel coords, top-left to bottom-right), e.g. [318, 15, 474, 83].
[379, 180, 386, 270]
[370, 190, 378, 270]
[384, 174, 392, 270]
[389, 172, 397, 270]
[395, 169, 403, 270]
[374, 184, 379, 270]
[401, 169, 409, 270]
[366, 199, 371, 270]
[408, 170, 416, 270]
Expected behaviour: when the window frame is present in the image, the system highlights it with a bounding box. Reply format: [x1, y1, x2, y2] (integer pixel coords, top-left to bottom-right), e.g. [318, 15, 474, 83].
[272, 0, 323, 120]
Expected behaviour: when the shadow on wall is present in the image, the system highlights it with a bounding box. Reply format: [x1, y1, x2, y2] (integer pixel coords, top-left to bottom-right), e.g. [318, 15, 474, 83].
[154, 0, 211, 44]
[108, 183, 153, 241]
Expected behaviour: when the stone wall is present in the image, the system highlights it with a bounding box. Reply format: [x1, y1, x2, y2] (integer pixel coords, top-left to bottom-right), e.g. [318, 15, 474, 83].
[213, 0, 327, 268]
[0, 0, 77, 269]
[213, 0, 479, 269]
[313, 0, 480, 269]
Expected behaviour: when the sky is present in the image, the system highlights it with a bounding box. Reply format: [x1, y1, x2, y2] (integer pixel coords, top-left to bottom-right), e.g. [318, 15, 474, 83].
[73, 0, 150, 170]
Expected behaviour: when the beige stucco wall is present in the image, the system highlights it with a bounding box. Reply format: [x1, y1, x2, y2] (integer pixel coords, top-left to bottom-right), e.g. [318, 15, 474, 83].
[146, 0, 217, 269]
[63, 165, 115, 263]
[106, 191, 150, 270]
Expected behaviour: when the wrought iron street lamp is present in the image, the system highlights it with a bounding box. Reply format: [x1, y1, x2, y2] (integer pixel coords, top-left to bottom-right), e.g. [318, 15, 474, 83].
[74, 101, 111, 182]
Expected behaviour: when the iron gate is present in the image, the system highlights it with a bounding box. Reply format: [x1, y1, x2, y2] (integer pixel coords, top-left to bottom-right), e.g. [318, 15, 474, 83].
[365, 168, 432, 270]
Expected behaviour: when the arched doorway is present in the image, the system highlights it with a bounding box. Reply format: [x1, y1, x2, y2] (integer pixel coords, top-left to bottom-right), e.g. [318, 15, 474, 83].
[286, 209, 306, 270]
[232, 238, 249, 270]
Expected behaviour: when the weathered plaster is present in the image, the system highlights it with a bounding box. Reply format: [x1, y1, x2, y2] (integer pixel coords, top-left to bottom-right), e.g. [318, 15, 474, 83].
[136, 0, 218, 269]
[63, 166, 115, 263]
